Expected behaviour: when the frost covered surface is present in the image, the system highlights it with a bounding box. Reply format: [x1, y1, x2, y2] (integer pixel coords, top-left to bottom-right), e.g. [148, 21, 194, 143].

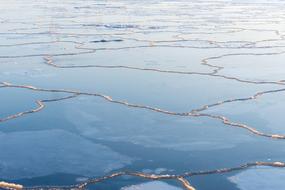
[229, 167, 285, 190]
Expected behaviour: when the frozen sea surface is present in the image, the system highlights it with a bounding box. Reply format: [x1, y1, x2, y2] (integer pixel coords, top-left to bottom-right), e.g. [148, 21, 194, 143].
[229, 167, 285, 190]
[1, 0, 285, 190]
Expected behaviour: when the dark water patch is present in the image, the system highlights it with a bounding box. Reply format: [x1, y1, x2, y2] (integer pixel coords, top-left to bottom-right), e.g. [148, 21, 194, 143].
[90, 39, 124, 43]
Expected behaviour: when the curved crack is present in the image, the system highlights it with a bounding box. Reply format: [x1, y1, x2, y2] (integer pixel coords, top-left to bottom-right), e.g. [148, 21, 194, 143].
[1, 1, 285, 189]
[43, 50, 285, 86]
[1, 161, 284, 190]
[0, 93, 78, 123]
[1, 82, 285, 139]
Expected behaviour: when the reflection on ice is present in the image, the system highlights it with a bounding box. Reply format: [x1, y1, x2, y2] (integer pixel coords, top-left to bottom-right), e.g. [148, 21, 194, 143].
[0, 129, 132, 179]
[65, 98, 251, 151]
[121, 181, 182, 190]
